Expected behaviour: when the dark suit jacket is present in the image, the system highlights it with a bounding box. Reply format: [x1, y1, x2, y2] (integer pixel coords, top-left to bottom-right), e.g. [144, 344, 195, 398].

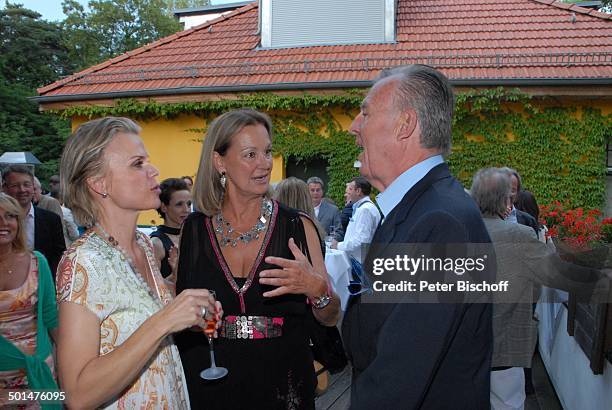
[342, 163, 493, 409]
[336, 201, 354, 241]
[516, 208, 539, 236]
[34, 206, 66, 281]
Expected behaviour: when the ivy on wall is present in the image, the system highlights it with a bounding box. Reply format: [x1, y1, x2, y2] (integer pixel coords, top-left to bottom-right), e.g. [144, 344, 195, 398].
[52, 88, 611, 208]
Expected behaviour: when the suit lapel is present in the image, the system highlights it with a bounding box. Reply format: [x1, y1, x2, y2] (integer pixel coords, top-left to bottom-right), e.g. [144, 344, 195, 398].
[33, 206, 41, 249]
[366, 163, 452, 260]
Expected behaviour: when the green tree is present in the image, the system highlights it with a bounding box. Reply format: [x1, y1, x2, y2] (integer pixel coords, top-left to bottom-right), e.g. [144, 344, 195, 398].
[0, 3, 72, 183]
[167, 0, 210, 9]
[62, 0, 184, 70]
[0, 2, 74, 89]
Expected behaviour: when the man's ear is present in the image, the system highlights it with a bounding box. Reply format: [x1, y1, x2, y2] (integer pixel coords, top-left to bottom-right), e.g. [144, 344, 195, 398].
[212, 151, 225, 175]
[395, 108, 418, 142]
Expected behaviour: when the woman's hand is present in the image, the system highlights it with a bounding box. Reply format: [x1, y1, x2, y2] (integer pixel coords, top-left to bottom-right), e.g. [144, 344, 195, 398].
[259, 238, 327, 300]
[167, 245, 178, 274]
[154, 289, 223, 335]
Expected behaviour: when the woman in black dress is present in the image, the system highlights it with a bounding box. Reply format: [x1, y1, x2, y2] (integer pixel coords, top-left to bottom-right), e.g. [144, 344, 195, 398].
[176, 109, 340, 409]
[151, 178, 192, 278]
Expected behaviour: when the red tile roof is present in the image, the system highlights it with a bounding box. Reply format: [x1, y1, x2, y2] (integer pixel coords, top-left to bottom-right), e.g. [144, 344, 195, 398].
[37, 0, 612, 100]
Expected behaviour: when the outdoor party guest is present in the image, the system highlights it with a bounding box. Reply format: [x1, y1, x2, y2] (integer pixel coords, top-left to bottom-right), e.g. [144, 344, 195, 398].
[33, 176, 79, 248]
[470, 167, 609, 410]
[273, 176, 326, 239]
[307, 176, 341, 237]
[342, 65, 493, 409]
[32, 176, 63, 219]
[2, 165, 66, 280]
[501, 167, 538, 236]
[0, 193, 60, 408]
[176, 109, 340, 410]
[181, 175, 194, 191]
[515, 190, 553, 246]
[151, 178, 192, 279]
[330, 176, 381, 264]
[55, 116, 219, 409]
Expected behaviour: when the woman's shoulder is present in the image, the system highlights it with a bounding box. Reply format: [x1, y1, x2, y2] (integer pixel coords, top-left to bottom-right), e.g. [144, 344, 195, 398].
[184, 211, 207, 227]
[275, 200, 307, 221]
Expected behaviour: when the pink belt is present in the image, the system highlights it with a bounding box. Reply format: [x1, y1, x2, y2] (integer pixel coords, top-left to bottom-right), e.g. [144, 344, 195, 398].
[220, 315, 284, 339]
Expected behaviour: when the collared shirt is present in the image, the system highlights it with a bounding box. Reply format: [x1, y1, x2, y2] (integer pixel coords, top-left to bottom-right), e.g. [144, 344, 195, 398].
[376, 155, 445, 218]
[25, 203, 35, 250]
[314, 204, 321, 218]
[506, 206, 518, 224]
[337, 196, 381, 263]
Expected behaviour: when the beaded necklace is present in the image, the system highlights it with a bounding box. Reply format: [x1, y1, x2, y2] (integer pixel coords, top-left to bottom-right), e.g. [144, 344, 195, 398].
[95, 223, 160, 303]
[214, 198, 273, 247]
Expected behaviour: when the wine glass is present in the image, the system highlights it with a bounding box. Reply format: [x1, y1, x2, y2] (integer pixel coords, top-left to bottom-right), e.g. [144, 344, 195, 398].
[325, 227, 336, 249]
[200, 290, 228, 380]
[324, 235, 334, 249]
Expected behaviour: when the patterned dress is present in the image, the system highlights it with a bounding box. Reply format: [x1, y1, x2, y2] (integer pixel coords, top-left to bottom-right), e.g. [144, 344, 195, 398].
[56, 230, 190, 409]
[0, 253, 56, 410]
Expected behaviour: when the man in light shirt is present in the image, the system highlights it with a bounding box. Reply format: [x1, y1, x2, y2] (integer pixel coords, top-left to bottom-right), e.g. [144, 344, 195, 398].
[331, 176, 380, 263]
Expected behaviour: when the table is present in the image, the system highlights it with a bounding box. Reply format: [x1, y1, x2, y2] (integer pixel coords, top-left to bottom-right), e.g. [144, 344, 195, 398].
[325, 248, 352, 310]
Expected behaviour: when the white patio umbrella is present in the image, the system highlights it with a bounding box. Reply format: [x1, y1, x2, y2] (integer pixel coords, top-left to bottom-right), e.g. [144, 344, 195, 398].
[0, 152, 42, 165]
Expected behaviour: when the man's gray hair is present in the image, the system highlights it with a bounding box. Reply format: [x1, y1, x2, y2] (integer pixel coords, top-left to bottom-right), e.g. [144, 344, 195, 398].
[376, 64, 455, 157]
[306, 176, 324, 190]
[499, 167, 522, 191]
[470, 167, 512, 217]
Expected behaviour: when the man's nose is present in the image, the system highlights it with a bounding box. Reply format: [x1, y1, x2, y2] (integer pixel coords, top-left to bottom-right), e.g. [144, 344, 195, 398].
[349, 113, 363, 137]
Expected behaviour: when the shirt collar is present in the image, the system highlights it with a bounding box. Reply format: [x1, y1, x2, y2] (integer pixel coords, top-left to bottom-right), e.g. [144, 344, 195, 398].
[505, 205, 518, 223]
[351, 196, 370, 212]
[376, 155, 444, 217]
[27, 203, 34, 218]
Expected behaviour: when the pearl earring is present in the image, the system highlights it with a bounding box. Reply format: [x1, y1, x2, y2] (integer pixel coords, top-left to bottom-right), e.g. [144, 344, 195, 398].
[220, 172, 226, 189]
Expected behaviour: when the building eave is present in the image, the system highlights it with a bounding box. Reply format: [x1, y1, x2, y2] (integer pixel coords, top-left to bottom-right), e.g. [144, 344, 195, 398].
[32, 78, 612, 108]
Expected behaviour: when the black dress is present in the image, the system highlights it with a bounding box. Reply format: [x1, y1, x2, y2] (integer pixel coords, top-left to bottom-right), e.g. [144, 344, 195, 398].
[175, 200, 316, 410]
[150, 225, 180, 278]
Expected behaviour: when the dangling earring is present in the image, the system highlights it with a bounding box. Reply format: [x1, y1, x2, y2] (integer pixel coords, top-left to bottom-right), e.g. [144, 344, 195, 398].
[220, 172, 226, 189]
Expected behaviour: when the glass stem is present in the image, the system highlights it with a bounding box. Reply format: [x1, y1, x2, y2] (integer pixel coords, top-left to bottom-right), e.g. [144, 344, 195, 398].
[208, 336, 217, 368]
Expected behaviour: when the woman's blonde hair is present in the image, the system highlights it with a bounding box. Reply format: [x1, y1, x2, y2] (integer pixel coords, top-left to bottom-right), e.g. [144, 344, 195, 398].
[60, 117, 141, 227]
[193, 109, 272, 216]
[0, 193, 27, 253]
[272, 177, 326, 238]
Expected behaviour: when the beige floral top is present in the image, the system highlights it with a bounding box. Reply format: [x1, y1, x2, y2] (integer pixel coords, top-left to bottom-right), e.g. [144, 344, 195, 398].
[56, 230, 190, 409]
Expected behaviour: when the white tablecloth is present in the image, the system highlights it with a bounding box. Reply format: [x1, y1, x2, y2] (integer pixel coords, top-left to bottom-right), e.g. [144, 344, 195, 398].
[325, 248, 352, 310]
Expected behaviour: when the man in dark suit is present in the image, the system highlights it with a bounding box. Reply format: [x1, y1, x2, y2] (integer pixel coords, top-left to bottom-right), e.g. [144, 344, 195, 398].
[307, 176, 341, 236]
[2, 165, 66, 279]
[342, 65, 493, 409]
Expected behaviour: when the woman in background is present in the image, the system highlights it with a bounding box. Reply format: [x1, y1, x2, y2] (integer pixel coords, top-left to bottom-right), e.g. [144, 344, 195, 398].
[273, 177, 325, 239]
[56, 116, 219, 409]
[515, 190, 553, 246]
[151, 178, 192, 279]
[0, 193, 59, 408]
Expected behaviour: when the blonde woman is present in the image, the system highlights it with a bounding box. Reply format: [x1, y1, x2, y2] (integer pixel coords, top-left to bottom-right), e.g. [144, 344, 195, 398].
[56, 117, 220, 409]
[0, 193, 59, 408]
